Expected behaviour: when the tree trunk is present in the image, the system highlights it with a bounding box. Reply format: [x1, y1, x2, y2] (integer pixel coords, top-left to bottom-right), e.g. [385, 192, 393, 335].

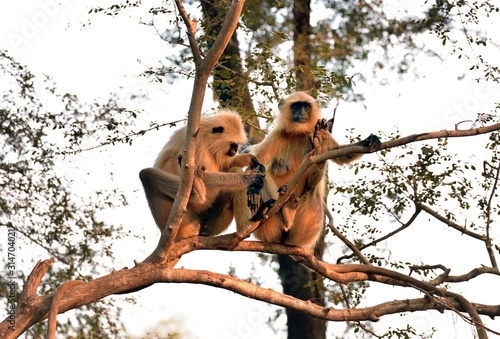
[278, 237, 326, 339]
[200, 0, 263, 143]
[293, 0, 315, 92]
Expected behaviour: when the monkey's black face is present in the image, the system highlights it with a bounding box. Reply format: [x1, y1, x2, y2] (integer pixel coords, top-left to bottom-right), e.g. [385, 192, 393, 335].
[227, 142, 238, 157]
[290, 102, 312, 123]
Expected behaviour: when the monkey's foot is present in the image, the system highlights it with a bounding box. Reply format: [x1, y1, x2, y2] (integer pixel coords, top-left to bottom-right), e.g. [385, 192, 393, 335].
[250, 199, 275, 221]
[195, 166, 206, 178]
[315, 118, 329, 132]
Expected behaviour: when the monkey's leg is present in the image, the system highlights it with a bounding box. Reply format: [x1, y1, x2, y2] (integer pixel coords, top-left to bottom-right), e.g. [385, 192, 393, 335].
[281, 195, 299, 233]
[284, 191, 324, 249]
[319, 117, 381, 165]
[140, 167, 208, 203]
[139, 168, 182, 200]
[139, 168, 180, 231]
[334, 133, 381, 165]
[294, 120, 330, 190]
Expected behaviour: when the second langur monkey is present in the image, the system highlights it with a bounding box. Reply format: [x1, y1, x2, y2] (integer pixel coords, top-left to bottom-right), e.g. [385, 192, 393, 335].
[139, 109, 264, 241]
[245, 91, 380, 249]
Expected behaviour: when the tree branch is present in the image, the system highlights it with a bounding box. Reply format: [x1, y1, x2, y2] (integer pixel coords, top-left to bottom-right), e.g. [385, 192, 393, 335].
[336, 205, 422, 263]
[323, 204, 370, 265]
[256, 123, 500, 235]
[483, 160, 500, 268]
[3, 243, 500, 338]
[420, 203, 486, 240]
[174, 0, 201, 65]
[145, 0, 245, 263]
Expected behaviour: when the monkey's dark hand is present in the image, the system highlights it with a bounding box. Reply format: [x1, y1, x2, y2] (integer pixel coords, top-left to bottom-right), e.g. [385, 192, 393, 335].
[249, 156, 266, 175]
[361, 134, 382, 152]
[315, 118, 329, 132]
[278, 184, 288, 195]
[247, 174, 264, 213]
[312, 118, 332, 154]
[250, 199, 276, 221]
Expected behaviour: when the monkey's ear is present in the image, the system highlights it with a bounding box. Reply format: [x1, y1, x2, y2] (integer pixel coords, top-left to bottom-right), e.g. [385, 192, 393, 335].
[212, 126, 224, 134]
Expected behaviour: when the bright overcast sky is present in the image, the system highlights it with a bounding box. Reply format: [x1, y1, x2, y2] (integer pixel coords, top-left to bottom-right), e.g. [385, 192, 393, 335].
[2, 1, 500, 338]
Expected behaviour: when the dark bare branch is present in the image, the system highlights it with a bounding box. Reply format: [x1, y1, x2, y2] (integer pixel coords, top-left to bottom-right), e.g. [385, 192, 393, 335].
[337, 205, 422, 263]
[420, 203, 487, 240]
[323, 204, 370, 265]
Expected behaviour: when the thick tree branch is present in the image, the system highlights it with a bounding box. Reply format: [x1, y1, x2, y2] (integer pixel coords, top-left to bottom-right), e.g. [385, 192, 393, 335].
[202, 0, 244, 75]
[18, 259, 54, 306]
[315, 122, 500, 164]
[3, 243, 500, 338]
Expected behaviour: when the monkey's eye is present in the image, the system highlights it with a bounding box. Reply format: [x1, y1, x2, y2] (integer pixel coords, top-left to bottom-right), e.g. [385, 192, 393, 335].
[291, 102, 311, 115]
[212, 126, 224, 134]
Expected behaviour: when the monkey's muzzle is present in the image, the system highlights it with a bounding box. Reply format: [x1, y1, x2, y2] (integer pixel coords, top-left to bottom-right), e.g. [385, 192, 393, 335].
[227, 143, 239, 156]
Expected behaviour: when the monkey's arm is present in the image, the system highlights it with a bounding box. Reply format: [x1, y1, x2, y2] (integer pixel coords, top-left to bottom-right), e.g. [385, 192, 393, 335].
[330, 134, 381, 165]
[199, 170, 263, 188]
[141, 167, 263, 195]
[314, 119, 381, 166]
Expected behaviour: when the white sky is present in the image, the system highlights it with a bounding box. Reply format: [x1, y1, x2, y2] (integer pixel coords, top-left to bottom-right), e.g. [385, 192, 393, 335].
[1, 0, 500, 338]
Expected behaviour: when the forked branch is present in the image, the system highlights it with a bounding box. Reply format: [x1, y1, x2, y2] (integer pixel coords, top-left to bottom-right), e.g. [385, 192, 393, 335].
[145, 0, 246, 263]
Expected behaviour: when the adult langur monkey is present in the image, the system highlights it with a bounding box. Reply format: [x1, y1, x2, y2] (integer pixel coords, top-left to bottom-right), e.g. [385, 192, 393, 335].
[244, 91, 380, 248]
[139, 109, 265, 242]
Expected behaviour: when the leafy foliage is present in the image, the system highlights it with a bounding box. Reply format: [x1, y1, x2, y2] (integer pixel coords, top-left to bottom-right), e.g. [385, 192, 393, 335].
[0, 50, 132, 337]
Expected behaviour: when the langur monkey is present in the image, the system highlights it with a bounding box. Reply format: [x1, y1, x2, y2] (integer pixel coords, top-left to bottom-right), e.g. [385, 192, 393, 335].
[139, 109, 264, 241]
[246, 91, 380, 248]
